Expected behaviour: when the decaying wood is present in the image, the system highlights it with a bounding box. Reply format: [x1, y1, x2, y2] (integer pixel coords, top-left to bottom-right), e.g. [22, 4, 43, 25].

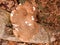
[0, 8, 10, 36]
[8, 41, 17, 45]
[0, 8, 20, 42]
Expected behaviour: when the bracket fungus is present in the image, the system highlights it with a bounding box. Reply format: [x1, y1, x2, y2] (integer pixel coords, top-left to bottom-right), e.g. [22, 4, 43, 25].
[10, 1, 55, 44]
[9, 0, 60, 45]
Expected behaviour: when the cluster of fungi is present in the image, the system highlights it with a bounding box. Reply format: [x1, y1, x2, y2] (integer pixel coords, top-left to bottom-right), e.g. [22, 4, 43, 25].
[0, 0, 60, 45]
